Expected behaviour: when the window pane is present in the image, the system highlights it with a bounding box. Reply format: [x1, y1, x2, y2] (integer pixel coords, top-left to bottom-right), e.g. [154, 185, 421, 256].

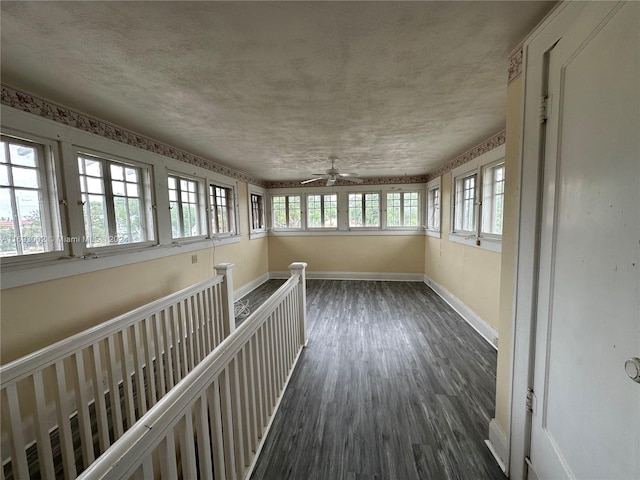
[323, 194, 337, 227]
[129, 198, 142, 242]
[12, 166, 39, 189]
[114, 196, 129, 242]
[110, 164, 124, 181]
[86, 176, 104, 194]
[482, 164, 504, 235]
[386, 192, 401, 227]
[126, 182, 139, 198]
[0, 142, 6, 163]
[349, 193, 363, 227]
[365, 193, 379, 227]
[307, 194, 321, 228]
[84, 158, 102, 177]
[272, 196, 287, 228]
[85, 194, 108, 247]
[112, 180, 126, 196]
[288, 196, 301, 228]
[9, 144, 36, 167]
[403, 192, 419, 227]
[170, 201, 180, 238]
[0, 165, 9, 186]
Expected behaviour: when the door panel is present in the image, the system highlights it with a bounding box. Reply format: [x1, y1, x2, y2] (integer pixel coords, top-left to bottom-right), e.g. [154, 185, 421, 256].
[529, 2, 640, 479]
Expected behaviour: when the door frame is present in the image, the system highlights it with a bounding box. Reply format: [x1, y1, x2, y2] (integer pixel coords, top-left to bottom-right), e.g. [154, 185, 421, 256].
[505, 2, 624, 479]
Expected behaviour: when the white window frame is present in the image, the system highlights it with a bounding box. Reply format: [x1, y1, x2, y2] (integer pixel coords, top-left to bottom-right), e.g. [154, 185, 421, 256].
[426, 177, 441, 238]
[306, 192, 338, 230]
[0, 130, 67, 264]
[248, 185, 267, 239]
[481, 161, 505, 238]
[77, 149, 156, 253]
[167, 172, 206, 243]
[383, 190, 421, 230]
[449, 144, 505, 252]
[270, 194, 303, 231]
[347, 191, 381, 230]
[209, 181, 236, 237]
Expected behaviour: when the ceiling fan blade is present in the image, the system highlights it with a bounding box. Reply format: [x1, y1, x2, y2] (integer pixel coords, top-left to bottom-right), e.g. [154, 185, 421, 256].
[338, 172, 359, 177]
[301, 177, 324, 184]
[343, 176, 364, 184]
[326, 178, 336, 187]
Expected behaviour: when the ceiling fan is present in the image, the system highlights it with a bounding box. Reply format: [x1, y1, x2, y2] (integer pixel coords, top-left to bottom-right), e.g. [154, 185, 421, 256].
[301, 156, 364, 186]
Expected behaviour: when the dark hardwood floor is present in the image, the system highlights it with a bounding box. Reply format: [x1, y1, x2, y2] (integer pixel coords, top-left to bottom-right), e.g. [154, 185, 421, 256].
[249, 280, 505, 480]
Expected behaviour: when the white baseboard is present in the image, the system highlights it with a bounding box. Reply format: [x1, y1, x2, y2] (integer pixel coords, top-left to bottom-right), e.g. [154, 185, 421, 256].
[423, 274, 498, 349]
[270, 271, 424, 282]
[486, 418, 509, 473]
[235, 272, 270, 300]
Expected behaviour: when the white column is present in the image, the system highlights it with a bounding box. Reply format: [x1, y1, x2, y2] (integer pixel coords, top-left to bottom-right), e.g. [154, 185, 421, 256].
[288, 262, 308, 347]
[215, 263, 235, 337]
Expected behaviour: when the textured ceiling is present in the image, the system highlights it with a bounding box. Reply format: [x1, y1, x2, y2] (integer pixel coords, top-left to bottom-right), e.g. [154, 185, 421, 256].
[0, 1, 554, 182]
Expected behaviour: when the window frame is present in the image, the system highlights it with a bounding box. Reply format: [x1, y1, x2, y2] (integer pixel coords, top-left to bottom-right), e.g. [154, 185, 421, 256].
[306, 192, 338, 230]
[77, 149, 156, 252]
[270, 194, 303, 231]
[425, 177, 441, 237]
[209, 182, 236, 237]
[383, 190, 420, 230]
[347, 191, 381, 230]
[167, 172, 206, 242]
[0, 131, 68, 264]
[480, 160, 505, 238]
[248, 185, 267, 238]
[449, 144, 505, 252]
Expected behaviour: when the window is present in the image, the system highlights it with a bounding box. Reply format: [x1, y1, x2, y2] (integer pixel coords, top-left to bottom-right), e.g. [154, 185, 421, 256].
[210, 184, 235, 235]
[272, 195, 301, 229]
[307, 194, 337, 228]
[348, 192, 380, 228]
[386, 191, 419, 228]
[453, 172, 477, 233]
[78, 154, 152, 248]
[250, 193, 265, 231]
[168, 174, 201, 239]
[1, 136, 62, 257]
[481, 163, 505, 236]
[426, 184, 440, 232]
[450, 145, 505, 251]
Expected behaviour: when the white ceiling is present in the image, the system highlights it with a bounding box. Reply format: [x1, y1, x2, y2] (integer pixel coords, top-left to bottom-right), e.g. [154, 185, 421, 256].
[1, 1, 554, 182]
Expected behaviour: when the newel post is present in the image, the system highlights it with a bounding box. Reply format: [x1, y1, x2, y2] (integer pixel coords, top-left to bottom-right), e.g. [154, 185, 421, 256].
[215, 263, 236, 337]
[289, 262, 308, 347]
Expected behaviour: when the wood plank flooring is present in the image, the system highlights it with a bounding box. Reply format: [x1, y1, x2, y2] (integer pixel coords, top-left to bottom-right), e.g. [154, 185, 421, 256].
[250, 280, 505, 480]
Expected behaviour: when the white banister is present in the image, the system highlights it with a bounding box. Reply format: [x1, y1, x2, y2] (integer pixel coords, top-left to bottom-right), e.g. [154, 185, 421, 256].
[289, 262, 308, 346]
[0, 273, 232, 480]
[215, 263, 236, 337]
[77, 263, 308, 480]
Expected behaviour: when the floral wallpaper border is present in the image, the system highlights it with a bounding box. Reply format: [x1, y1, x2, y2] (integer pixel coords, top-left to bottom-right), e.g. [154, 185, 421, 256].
[1, 85, 505, 189]
[425, 129, 506, 182]
[0, 85, 267, 187]
[507, 46, 523, 84]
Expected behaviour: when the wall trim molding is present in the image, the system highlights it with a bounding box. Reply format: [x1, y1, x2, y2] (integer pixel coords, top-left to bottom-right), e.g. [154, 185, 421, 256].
[270, 271, 425, 282]
[265, 175, 428, 189]
[423, 274, 498, 349]
[487, 419, 509, 473]
[0, 84, 266, 187]
[426, 129, 506, 182]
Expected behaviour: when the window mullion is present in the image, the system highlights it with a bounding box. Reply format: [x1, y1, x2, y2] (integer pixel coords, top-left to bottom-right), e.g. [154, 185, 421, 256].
[103, 160, 118, 242]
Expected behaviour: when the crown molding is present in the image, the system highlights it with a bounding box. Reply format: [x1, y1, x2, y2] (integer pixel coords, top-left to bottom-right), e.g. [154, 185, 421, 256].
[0, 84, 267, 187]
[426, 129, 506, 181]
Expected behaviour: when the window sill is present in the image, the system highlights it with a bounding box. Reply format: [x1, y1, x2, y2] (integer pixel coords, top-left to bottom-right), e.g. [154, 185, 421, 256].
[448, 233, 502, 253]
[426, 229, 441, 238]
[269, 229, 424, 237]
[249, 230, 268, 240]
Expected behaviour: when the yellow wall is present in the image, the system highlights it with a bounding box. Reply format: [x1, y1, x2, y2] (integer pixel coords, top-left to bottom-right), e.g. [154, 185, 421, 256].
[0, 182, 269, 364]
[424, 172, 502, 330]
[268, 234, 425, 274]
[493, 75, 524, 434]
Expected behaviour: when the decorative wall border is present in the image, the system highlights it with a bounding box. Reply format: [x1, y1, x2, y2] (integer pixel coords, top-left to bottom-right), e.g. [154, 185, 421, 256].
[426, 129, 506, 181]
[265, 174, 429, 189]
[0, 84, 267, 187]
[507, 45, 523, 83]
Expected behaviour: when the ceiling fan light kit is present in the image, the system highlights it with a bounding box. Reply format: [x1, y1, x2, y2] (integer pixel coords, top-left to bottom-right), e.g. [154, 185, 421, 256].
[301, 157, 364, 187]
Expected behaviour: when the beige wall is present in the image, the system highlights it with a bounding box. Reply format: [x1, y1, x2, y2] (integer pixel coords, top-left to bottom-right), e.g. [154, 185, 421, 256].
[424, 172, 502, 330]
[493, 75, 524, 434]
[268, 234, 425, 274]
[0, 182, 269, 364]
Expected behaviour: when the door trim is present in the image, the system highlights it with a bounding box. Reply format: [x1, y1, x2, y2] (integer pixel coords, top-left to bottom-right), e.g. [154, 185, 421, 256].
[505, 2, 623, 479]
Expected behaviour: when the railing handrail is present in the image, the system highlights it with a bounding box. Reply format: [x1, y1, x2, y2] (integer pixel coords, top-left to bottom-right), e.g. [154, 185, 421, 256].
[77, 274, 302, 480]
[0, 274, 225, 386]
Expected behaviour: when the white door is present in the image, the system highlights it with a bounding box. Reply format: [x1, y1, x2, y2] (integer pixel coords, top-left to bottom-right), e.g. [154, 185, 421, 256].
[528, 2, 640, 479]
